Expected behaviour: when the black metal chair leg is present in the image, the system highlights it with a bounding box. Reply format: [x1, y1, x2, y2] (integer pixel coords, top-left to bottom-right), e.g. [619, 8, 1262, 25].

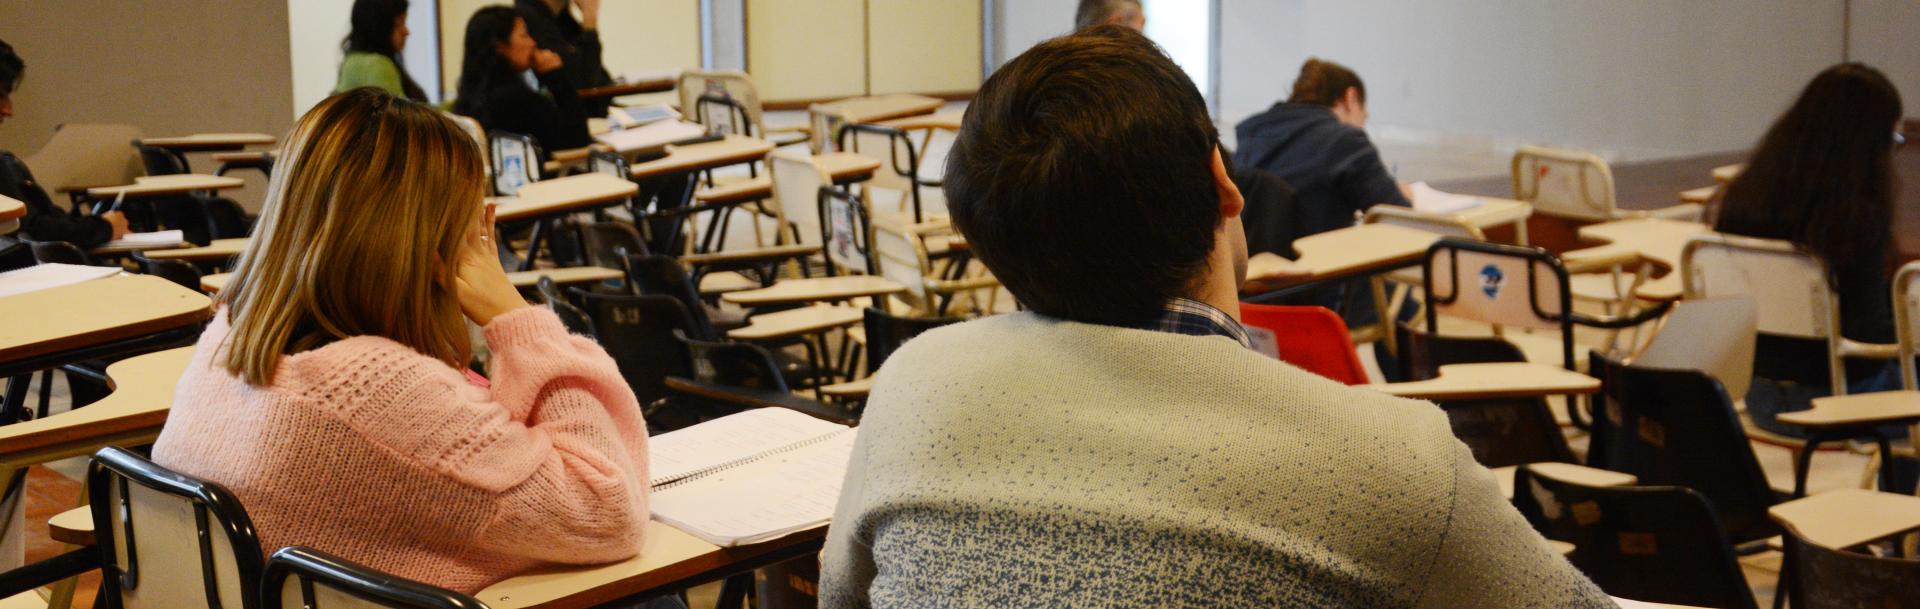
[35, 369, 53, 419]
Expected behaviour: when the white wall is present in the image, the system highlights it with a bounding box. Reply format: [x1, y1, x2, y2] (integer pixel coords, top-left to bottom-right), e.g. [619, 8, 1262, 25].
[1849, 1, 1920, 105]
[288, 0, 442, 117]
[1217, 0, 1849, 161]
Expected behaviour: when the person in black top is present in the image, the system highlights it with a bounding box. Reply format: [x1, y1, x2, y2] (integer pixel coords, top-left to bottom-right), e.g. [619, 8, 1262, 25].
[1233, 58, 1408, 238]
[1234, 58, 1406, 325]
[1714, 63, 1906, 438]
[515, 0, 613, 117]
[452, 5, 592, 158]
[0, 38, 129, 255]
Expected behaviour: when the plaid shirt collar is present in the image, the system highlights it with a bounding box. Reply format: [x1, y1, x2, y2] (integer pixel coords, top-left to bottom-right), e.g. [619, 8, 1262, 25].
[1133, 298, 1254, 350]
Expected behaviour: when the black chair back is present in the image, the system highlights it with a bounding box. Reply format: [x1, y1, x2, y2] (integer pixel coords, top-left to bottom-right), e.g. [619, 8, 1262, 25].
[694, 92, 755, 138]
[263, 546, 490, 609]
[579, 222, 650, 269]
[816, 186, 872, 276]
[1785, 528, 1920, 609]
[532, 277, 594, 337]
[88, 446, 266, 609]
[134, 252, 204, 291]
[134, 143, 188, 176]
[622, 253, 717, 339]
[861, 308, 961, 374]
[1394, 321, 1576, 467]
[574, 290, 698, 407]
[1586, 353, 1781, 546]
[678, 331, 791, 394]
[1512, 467, 1758, 609]
[203, 196, 253, 240]
[27, 239, 91, 265]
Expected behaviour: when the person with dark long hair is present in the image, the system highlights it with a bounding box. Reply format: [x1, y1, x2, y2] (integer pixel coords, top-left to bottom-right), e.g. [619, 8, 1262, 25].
[1715, 62, 1906, 437]
[516, 0, 613, 117]
[335, 0, 428, 101]
[451, 5, 591, 158]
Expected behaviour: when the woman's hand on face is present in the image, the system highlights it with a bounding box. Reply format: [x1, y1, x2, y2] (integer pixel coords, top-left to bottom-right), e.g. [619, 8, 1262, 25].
[455, 204, 531, 326]
[533, 49, 565, 75]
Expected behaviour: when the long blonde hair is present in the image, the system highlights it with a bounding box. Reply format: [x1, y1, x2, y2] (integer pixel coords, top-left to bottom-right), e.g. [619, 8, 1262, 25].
[219, 88, 487, 385]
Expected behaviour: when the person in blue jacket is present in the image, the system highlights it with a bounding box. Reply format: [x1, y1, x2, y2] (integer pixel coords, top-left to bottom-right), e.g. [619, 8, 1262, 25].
[1234, 57, 1408, 238]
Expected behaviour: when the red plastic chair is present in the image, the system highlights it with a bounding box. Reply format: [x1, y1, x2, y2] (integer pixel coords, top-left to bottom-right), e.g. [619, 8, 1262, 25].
[1238, 303, 1369, 385]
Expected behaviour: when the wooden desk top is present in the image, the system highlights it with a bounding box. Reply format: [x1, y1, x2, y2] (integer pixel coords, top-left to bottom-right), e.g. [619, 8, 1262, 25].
[1711, 163, 1744, 184]
[1369, 362, 1600, 401]
[1769, 488, 1920, 550]
[143, 237, 248, 262]
[204, 266, 625, 294]
[629, 135, 775, 181]
[1784, 390, 1920, 428]
[506, 266, 625, 288]
[1490, 462, 1637, 500]
[720, 276, 906, 307]
[140, 133, 276, 152]
[818, 152, 883, 184]
[492, 173, 640, 223]
[1244, 223, 1440, 291]
[0, 346, 192, 468]
[1679, 185, 1719, 205]
[86, 174, 247, 199]
[1567, 218, 1711, 301]
[48, 505, 90, 545]
[811, 94, 942, 124]
[578, 77, 676, 100]
[478, 524, 825, 609]
[820, 376, 874, 399]
[727, 303, 862, 341]
[0, 274, 209, 365]
[0, 195, 22, 222]
[1449, 197, 1533, 229]
[874, 110, 963, 131]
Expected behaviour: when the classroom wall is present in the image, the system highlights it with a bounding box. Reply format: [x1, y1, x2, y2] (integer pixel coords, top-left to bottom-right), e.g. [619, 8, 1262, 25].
[0, 0, 295, 157]
[1849, 1, 1920, 105]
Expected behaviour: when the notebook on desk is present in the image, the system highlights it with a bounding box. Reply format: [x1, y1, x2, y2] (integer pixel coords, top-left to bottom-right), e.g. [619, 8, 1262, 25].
[647, 408, 856, 546]
[0, 263, 121, 298]
[93, 230, 185, 253]
[1409, 182, 1482, 214]
[607, 104, 681, 130]
[594, 120, 707, 154]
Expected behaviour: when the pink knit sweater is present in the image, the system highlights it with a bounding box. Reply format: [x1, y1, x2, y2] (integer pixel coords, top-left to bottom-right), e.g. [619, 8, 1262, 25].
[152, 307, 650, 593]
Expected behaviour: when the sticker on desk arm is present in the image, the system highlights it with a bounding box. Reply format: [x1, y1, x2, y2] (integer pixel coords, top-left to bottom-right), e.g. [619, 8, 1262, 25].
[1245, 325, 1281, 360]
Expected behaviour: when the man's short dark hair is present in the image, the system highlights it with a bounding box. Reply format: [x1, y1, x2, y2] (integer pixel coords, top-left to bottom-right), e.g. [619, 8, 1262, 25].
[0, 39, 23, 96]
[946, 26, 1220, 326]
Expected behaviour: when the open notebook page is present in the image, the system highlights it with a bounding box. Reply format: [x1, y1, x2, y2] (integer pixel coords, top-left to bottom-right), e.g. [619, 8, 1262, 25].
[647, 407, 848, 486]
[649, 429, 857, 546]
[0, 263, 121, 298]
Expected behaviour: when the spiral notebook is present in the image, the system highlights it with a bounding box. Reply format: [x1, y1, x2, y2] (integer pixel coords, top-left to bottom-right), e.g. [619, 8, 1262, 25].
[646, 409, 858, 546]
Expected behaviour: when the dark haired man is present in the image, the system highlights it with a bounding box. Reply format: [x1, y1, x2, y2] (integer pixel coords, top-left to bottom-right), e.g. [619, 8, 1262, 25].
[820, 27, 1612, 609]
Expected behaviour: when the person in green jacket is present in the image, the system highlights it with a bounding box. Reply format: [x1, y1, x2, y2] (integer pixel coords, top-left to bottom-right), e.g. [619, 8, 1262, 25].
[336, 0, 428, 101]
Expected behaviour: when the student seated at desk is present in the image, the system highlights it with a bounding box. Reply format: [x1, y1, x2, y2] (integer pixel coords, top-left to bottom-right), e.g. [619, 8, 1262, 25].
[517, 0, 613, 117]
[452, 5, 592, 157]
[334, 0, 429, 101]
[0, 38, 128, 262]
[152, 89, 650, 594]
[1715, 62, 1906, 438]
[820, 27, 1611, 609]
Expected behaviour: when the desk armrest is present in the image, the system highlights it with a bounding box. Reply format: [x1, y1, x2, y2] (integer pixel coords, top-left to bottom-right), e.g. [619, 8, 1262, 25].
[1628, 203, 1705, 223]
[681, 244, 819, 268]
[1839, 338, 1900, 361]
[664, 377, 856, 425]
[1788, 390, 1920, 428]
[1561, 246, 1641, 274]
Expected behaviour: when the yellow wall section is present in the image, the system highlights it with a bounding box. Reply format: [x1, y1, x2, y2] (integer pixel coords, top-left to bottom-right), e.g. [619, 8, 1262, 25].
[746, 0, 868, 103]
[867, 0, 981, 95]
[440, 0, 701, 105]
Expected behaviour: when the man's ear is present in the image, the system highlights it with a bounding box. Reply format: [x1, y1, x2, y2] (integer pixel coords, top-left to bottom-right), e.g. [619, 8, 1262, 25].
[1211, 148, 1244, 219]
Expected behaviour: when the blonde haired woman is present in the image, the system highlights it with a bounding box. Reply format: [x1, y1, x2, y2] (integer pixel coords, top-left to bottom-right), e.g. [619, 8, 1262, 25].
[152, 89, 650, 593]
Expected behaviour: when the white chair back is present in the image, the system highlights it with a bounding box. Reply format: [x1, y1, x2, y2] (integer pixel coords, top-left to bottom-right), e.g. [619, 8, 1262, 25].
[677, 70, 768, 136]
[1511, 145, 1616, 222]
[770, 151, 830, 248]
[1633, 297, 1757, 403]
[1894, 262, 1920, 390]
[1427, 244, 1568, 332]
[489, 133, 539, 197]
[820, 187, 870, 275]
[1681, 233, 1842, 394]
[89, 447, 262, 609]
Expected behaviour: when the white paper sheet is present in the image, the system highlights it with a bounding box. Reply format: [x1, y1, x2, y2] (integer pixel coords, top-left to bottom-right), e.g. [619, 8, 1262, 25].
[593, 120, 707, 154]
[1409, 181, 1483, 214]
[646, 407, 849, 486]
[0, 263, 121, 298]
[649, 430, 857, 546]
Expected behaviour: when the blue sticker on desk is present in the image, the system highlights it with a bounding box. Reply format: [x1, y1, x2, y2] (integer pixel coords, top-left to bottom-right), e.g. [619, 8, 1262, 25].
[1479, 263, 1504, 299]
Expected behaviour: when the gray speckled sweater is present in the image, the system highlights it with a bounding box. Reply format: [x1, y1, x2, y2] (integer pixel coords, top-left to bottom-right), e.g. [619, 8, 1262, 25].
[820, 312, 1612, 608]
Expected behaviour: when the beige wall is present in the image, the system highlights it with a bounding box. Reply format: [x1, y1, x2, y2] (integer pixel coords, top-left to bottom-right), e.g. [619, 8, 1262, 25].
[746, 0, 866, 103]
[868, 0, 981, 96]
[0, 0, 295, 156]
